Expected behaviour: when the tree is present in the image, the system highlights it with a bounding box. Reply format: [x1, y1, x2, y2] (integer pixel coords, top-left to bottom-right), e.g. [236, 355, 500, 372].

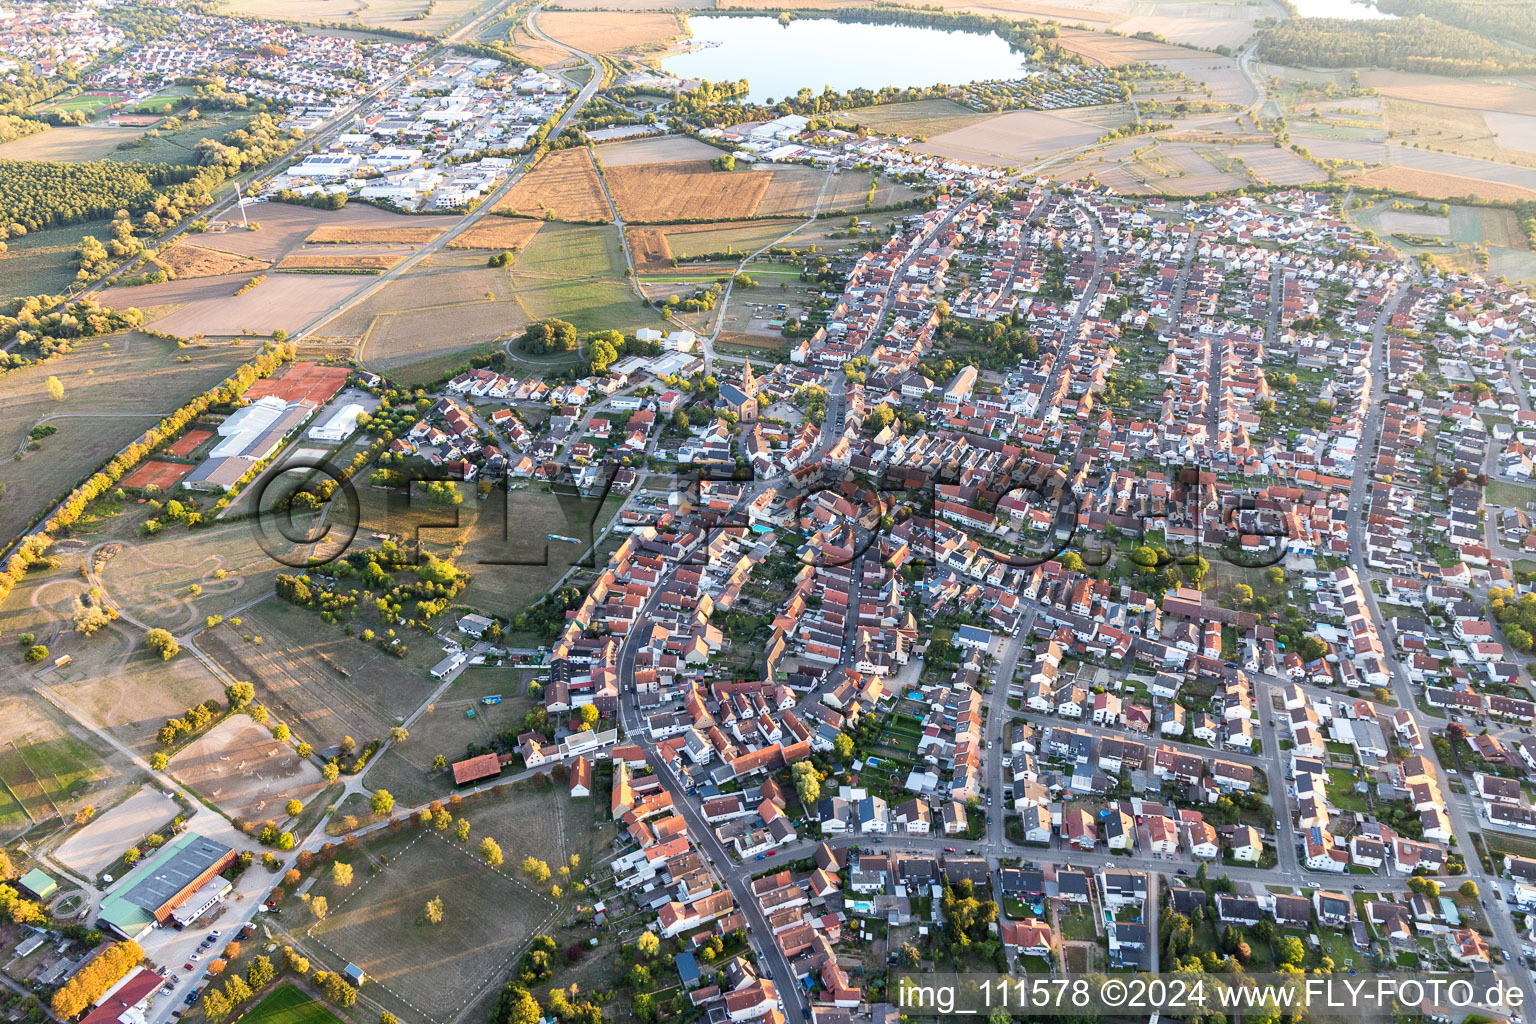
[521, 856, 550, 883]
[282, 947, 309, 975]
[223, 976, 251, 1005]
[332, 862, 354, 887]
[832, 732, 854, 760]
[1276, 935, 1305, 966]
[370, 790, 394, 816]
[637, 931, 660, 959]
[322, 762, 340, 783]
[1059, 551, 1084, 572]
[1459, 880, 1479, 897]
[433, 808, 451, 831]
[481, 836, 504, 868]
[311, 896, 328, 920]
[433, 754, 448, 772]
[388, 726, 408, 744]
[286, 799, 302, 817]
[149, 752, 168, 771]
[1233, 584, 1254, 608]
[272, 723, 290, 742]
[143, 628, 179, 660]
[46, 375, 63, 401]
[24, 644, 48, 663]
[74, 804, 96, 825]
[791, 760, 821, 805]
[455, 818, 471, 841]
[225, 681, 255, 709]
[495, 986, 541, 1024]
[896, 942, 921, 969]
[424, 896, 444, 924]
[203, 990, 232, 1024]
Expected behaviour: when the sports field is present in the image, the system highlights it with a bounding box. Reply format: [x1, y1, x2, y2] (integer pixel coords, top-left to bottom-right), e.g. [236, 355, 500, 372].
[240, 985, 343, 1024]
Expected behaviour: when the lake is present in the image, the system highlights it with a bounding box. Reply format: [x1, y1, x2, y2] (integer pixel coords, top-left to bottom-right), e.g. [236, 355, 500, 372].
[660, 16, 1029, 103]
[1289, 0, 1396, 18]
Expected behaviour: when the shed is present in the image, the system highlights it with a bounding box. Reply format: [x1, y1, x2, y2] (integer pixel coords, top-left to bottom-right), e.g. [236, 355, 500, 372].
[674, 950, 701, 989]
[18, 868, 57, 901]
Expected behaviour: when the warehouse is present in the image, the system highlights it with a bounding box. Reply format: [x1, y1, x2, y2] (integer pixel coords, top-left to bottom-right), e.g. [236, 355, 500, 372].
[95, 834, 235, 938]
[307, 402, 365, 443]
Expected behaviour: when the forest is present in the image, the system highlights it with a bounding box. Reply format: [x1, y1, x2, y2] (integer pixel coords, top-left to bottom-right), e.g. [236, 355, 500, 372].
[1257, 15, 1536, 75]
[1372, 0, 1536, 49]
[0, 160, 209, 232]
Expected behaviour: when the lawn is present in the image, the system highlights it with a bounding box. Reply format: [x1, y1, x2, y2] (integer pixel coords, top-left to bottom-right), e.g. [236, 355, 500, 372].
[0, 218, 112, 307]
[240, 984, 344, 1024]
[1487, 479, 1536, 509]
[510, 223, 663, 334]
[1059, 907, 1097, 942]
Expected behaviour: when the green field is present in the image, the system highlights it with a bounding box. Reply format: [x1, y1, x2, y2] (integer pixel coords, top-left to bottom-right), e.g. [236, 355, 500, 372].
[1487, 479, 1536, 509]
[240, 984, 344, 1024]
[511, 223, 662, 333]
[0, 218, 112, 307]
[840, 99, 993, 139]
[130, 87, 195, 115]
[663, 220, 799, 261]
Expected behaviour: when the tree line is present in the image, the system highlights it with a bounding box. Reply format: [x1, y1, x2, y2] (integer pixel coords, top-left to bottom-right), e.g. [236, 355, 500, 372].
[1373, 0, 1536, 49]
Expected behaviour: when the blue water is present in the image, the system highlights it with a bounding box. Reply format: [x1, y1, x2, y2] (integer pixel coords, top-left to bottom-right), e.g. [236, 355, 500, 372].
[662, 16, 1029, 104]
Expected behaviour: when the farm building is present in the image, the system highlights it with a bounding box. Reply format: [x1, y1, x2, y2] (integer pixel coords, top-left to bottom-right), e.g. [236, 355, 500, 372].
[452, 753, 502, 786]
[95, 833, 235, 938]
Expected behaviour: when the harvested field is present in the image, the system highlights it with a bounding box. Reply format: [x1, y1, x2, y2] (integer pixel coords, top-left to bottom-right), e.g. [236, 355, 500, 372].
[117, 273, 371, 337]
[1232, 144, 1318, 185]
[920, 109, 1102, 166]
[306, 225, 445, 244]
[1486, 111, 1536, 153]
[156, 242, 269, 280]
[1353, 165, 1536, 202]
[1055, 27, 1203, 65]
[494, 147, 611, 223]
[537, 11, 682, 53]
[0, 124, 145, 161]
[595, 134, 724, 166]
[53, 786, 180, 877]
[172, 715, 324, 822]
[198, 204, 445, 262]
[605, 160, 771, 222]
[120, 460, 192, 490]
[1390, 146, 1536, 193]
[166, 429, 213, 456]
[445, 219, 544, 251]
[509, 24, 572, 66]
[1376, 209, 1451, 235]
[1110, 2, 1262, 51]
[309, 831, 555, 1022]
[550, 0, 710, 7]
[754, 165, 829, 217]
[841, 99, 994, 139]
[275, 252, 408, 272]
[1361, 71, 1536, 114]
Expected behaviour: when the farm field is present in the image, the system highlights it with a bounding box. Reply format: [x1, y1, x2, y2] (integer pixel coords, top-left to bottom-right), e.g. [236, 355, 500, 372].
[494, 147, 611, 222]
[156, 242, 270, 279]
[0, 332, 254, 547]
[1350, 165, 1536, 202]
[1055, 26, 1204, 65]
[196, 203, 448, 262]
[105, 272, 373, 337]
[920, 109, 1104, 165]
[626, 219, 797, 272]
[1359, 70, 1536, 115]
[604, 159, 771, 221]
[1108, 1, 1263, 50]
[840, 98, 995, 139]
[1491, 248, 1536, 283]
[393, 667, 534, 773]
[309, 830, 555, 1021]
[1387, 146, 1536, 195]
[0, 124, 145, 161]
[1485, 111, 1536, 153]
[275, 251, 409, 272]
[52, 786, 179, 877]
[445, 218, 544, 251]
[537, 11, 683, 52]
[307, 225, 446, 245]
[171, 715, 325, 822]
[508, 223, 660, 333]
[508, 23, 573, 66]
[340, 253, 527, 371]
[239, 985, 344, 1024]
[220, 0, 365, 20]
[595, 134, 724, 166]
[1384, 98, 1516, 164]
